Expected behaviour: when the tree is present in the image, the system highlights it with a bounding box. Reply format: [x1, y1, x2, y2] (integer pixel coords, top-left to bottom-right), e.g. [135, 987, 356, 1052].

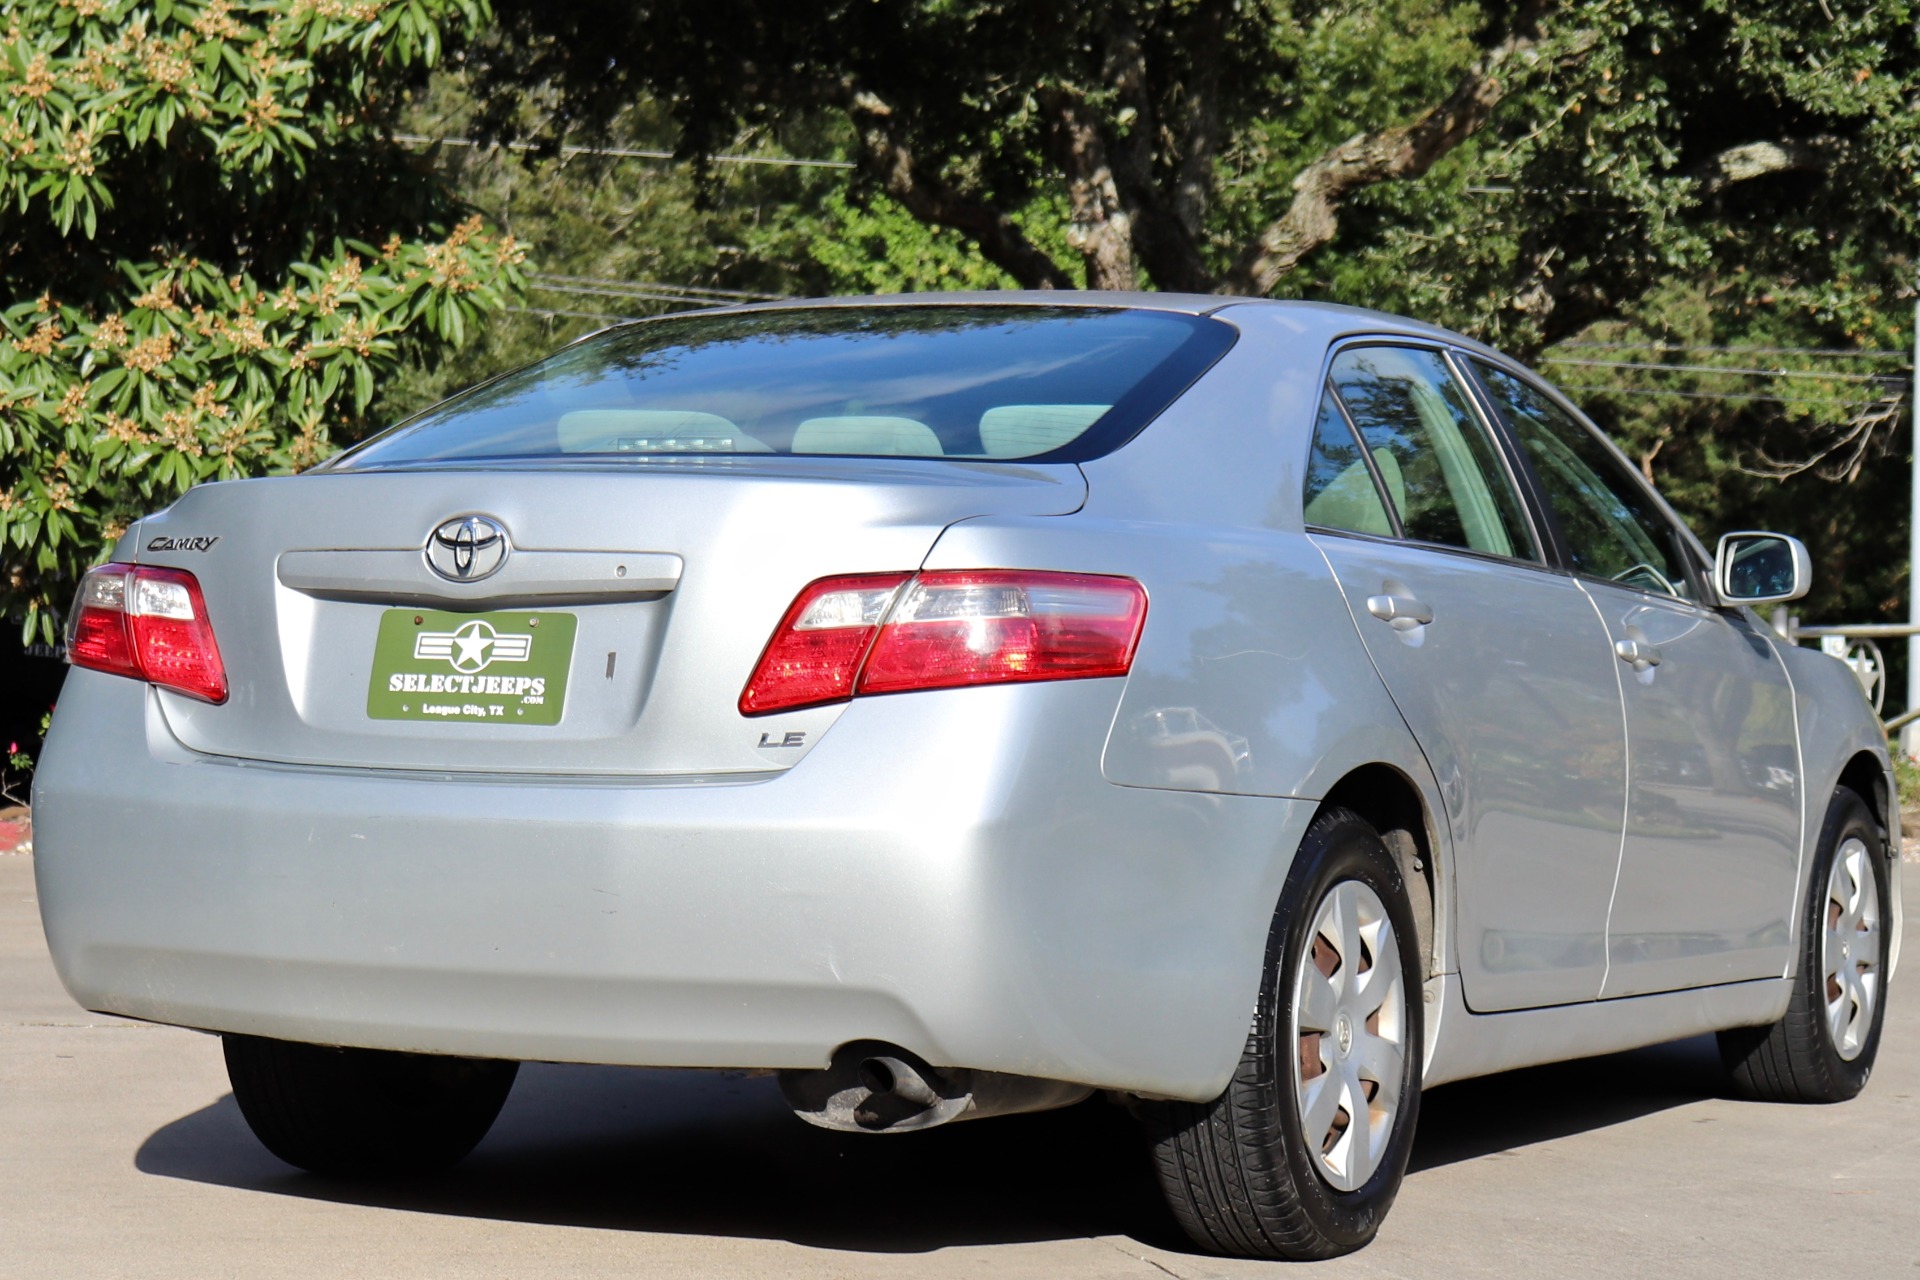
[458, 0, 1918, 654]
[0, 0, 527, 641]
[467, 2, 1915, 344]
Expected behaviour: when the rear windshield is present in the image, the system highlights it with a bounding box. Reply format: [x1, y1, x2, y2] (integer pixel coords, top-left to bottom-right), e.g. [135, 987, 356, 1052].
[329, 305, 1236, 469]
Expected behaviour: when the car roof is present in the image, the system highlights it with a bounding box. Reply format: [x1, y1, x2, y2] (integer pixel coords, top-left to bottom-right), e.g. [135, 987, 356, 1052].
[590, 290, 1508, 365]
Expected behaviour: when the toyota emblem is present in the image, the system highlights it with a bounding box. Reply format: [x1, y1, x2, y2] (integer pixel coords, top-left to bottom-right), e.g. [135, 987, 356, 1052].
[425, 515, 510, 582]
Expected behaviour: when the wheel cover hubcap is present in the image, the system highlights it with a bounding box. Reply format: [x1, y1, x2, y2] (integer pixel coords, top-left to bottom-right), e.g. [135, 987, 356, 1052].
[1821, 837, 1882, 1062]
[1292, 879, 1407, 1193]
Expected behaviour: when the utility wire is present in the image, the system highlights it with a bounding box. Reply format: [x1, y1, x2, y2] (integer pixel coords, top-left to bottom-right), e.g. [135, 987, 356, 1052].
[508, 305, 644, 324]
[528, 272, 789, 301]
[527, 280, 749, 308]
[1541, 357, 1906, 384]
[1558, 384, 1900, 407]
[1554, 341, 1909, 360]
[393, 133, 855, 170]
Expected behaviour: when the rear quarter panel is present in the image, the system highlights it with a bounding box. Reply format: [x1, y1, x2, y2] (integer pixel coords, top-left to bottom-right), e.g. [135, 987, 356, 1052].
[924, 301, 1454, 985]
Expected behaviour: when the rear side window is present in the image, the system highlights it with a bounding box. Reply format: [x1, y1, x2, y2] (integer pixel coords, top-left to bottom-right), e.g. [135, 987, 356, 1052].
[1303, 389, 1394, 537]
[1475, 363, 1697, 600]
[330, 307, 1236, 468]
[1325, 347, 1536, 561]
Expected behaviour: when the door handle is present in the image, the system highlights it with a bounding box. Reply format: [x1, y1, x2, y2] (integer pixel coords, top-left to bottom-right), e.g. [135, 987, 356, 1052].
[1614, 638, 1662, 671]
[1366, 594, 1434, 632]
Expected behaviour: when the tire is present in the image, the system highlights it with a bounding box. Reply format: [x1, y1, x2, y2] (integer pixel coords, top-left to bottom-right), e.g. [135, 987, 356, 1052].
[223, 1034, 519, 1176]
[1138, 806, 1425, 1259]
[1718, 786, 1892, 1104]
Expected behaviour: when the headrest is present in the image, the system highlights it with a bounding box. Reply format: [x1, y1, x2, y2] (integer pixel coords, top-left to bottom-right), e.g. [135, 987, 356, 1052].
[791, 416, 943, 456]
[976, 404, 1109, 457]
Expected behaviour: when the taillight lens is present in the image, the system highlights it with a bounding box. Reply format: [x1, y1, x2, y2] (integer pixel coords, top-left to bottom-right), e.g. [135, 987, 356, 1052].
[740, 569, 1146, 716]
[738, 573, 911, 715]
[65, 563, 229, 704]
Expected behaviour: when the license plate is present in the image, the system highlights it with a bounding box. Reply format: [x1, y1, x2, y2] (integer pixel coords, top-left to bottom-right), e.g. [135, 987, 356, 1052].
[366, 608, 577, 725]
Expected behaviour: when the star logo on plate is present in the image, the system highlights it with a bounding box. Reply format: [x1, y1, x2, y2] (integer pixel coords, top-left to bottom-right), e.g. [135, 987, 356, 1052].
[414, 620, 533, 673]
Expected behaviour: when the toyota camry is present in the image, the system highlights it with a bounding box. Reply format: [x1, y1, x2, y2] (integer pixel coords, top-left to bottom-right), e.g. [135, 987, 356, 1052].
[32, 294, 1900, 1258]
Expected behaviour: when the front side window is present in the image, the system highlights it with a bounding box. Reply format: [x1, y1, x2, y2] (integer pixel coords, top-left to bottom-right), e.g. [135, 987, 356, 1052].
[329, 306, 1236, 468]
[1475, 363, 1697, 600]
[1326, 347, 1535, 560]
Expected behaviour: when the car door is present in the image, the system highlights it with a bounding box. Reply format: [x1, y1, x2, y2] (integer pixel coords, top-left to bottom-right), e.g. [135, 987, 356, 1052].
[1470, 361, 1803, 998]
[1305, 343, 1627, 1012]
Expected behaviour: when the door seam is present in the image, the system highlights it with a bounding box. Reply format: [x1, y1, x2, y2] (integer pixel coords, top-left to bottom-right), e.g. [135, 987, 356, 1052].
[1574, 577, 1632, 999]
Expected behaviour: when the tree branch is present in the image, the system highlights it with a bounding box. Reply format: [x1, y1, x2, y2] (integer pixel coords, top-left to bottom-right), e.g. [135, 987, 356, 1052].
[1696, 137, 1842, 196]
[1220, 11, 1549, 297]
[1743, 396, 1901, 484]
[844, 89, 1073, 291]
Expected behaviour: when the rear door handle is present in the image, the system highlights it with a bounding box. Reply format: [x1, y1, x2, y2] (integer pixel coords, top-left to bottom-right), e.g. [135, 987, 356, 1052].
[1366, 594, 1433, 632]
[1614, 638, 1662, 671]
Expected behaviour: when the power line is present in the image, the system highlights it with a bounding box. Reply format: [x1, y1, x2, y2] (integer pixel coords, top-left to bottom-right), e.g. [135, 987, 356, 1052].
[526, 280, 746, 308]
[1541, 356, 1906, 384]
[393, 133, 854, 170]
[1554, 341, 1909, 360]
[527, 272, 787, 301]
[1557, 384, 1901, 407]
[508, 305, 643, 324]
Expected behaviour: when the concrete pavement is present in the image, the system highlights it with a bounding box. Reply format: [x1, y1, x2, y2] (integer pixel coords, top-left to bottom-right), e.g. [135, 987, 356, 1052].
[3, 851, 1916, 1278]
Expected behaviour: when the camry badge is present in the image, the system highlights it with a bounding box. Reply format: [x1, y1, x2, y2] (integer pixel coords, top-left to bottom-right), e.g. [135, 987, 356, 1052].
[426, 514, 510, 582]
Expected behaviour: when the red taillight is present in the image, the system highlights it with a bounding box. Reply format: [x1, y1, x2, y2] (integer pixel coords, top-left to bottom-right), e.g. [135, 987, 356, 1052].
[738, 572, 912, 715]
[740, 569, 1146, 716]
[65, 563, 229, 704]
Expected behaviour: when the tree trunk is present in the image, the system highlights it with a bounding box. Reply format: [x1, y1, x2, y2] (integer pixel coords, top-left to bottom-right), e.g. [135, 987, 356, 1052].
[1045, 89, 1138, 291]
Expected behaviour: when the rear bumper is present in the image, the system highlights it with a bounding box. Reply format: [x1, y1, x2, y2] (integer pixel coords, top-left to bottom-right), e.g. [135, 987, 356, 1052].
[33, 671, 1304, 1100]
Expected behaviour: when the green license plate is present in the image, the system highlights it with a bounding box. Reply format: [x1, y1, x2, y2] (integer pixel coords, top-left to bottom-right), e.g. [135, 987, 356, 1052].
[366, 608, 577, 725]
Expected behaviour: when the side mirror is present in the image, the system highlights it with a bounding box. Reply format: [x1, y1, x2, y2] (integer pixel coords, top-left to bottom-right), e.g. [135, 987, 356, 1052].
[1715, 532, 1812, 605]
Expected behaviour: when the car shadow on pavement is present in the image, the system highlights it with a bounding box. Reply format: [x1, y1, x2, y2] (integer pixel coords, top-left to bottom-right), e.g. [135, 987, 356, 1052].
[136, 1065, 1187, 1252]
[1410, 1032, 1726, 1173]
[134, 1034, 1727, 1252]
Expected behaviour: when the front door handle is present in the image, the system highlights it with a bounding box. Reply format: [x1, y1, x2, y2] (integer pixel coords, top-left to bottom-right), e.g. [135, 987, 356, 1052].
[1366, 594, 1434, 632]
[1614, 638, 1663, 671]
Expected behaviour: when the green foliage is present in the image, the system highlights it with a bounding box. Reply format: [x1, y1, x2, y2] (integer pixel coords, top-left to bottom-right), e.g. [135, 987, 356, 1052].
[809, 189, 1021, 295]
[1289, 1, 1920, 356]
[0, 0, 523, 641]
[433, 0, 1919, 661]
[0, 706, 43, 805]
[1891, 739, 1920, 810]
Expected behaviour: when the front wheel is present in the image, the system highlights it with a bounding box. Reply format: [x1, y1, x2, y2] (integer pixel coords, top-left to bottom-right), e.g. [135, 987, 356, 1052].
[1718, 786, 1892, 1103]
[223, 1035, 519, 1176]
[1138, 806, 1424, 1259]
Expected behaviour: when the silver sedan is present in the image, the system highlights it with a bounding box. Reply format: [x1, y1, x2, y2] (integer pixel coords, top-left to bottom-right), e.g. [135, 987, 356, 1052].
[33, 294, 1901, 1259]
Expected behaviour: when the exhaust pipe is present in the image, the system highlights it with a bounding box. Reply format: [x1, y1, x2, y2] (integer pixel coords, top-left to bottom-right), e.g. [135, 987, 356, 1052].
[780, 1041, 1092, 1134]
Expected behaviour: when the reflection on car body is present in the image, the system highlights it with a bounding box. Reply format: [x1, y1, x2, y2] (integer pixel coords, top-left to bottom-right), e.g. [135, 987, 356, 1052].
[1134, 705, 1252, 792]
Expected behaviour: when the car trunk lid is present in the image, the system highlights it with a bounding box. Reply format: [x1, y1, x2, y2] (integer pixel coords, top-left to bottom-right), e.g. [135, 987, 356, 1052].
[131, 458, 1085, 775]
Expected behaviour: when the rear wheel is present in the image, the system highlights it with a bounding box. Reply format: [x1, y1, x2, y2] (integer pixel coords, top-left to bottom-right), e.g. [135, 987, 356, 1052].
[1718, 786, 1891, 1103]
[223, 1034, 518, 1176]
[1138, 806, 1424, 1259]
